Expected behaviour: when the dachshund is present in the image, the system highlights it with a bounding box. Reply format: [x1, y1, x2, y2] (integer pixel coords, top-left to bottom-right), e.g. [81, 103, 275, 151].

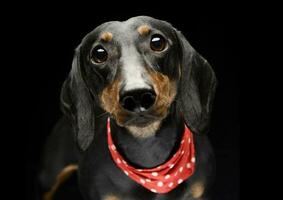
[39, 16, 217, 200]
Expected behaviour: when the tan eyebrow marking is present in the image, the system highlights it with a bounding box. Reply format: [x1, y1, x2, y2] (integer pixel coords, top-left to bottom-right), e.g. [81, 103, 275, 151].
[137, 25, 151, 36]
[100, 32, 113, 42]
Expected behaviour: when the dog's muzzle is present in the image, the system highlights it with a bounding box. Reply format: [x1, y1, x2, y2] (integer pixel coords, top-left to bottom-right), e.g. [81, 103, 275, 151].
[120, 89, 156, 113]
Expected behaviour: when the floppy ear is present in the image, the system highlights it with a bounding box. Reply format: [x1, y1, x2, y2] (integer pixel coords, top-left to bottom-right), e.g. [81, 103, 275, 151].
[60, 48, 95, 151]
[176, 31, 217, 134]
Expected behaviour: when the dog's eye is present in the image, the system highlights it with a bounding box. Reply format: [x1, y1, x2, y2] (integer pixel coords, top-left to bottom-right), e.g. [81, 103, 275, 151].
[150, 34, 166, 52]
[90, 45, 108, 64]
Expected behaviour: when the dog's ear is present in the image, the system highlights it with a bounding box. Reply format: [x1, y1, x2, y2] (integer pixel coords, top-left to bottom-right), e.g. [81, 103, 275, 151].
[176, 31, 217, 134]
[60, 48, 95, 151]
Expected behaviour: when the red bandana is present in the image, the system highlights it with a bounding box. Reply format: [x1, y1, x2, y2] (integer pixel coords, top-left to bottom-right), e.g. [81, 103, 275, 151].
[107, 118, 196, 194]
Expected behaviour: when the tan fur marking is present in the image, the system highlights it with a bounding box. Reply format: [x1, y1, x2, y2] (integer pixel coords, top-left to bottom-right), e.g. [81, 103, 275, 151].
[126, 120, 161, 138]
[137, 25, 151, 36]
[103, 194, 120, 200]
[100, 78, 127, 125]
[101, 32, 113, 42]
[148, 70, 177, 119]
[100, 78, 121, 113]
[43, 164, 78, 200]
[190, 182, 205, 198]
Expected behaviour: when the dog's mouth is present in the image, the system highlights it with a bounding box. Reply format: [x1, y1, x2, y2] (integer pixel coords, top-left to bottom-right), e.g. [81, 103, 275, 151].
[111, 98, 171, 129]
[122, 112, 161, 127]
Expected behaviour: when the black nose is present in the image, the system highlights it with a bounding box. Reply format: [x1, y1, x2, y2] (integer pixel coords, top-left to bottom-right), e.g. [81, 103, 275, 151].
[120, 89, 156, 113]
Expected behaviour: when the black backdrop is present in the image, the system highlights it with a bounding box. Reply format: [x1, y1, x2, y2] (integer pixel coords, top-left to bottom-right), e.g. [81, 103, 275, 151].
[25, 4, 239, 200]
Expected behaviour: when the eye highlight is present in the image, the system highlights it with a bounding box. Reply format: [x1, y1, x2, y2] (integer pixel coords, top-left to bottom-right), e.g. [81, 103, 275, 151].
[90, 45, 108, 64]
[150, 34, 166, 52]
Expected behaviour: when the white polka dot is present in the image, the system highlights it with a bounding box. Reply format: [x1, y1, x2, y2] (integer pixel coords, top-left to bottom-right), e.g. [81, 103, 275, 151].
[146, 179, 151, 182]
[191, 157, 196, 163]
[111, 145, 116, 151]
[168, 182, 174, 187]
[169, 164, 174, 169]
[124, 171, 129, 176]
[181, 150, 185, 155]
[178, 179, 183, 184]
[151, 172, 158, 176]
[186, 163, 191, 168]
[157, 166, 161, 169]
[122, 160, 127, 165]
[181, 140, 184, 144]
[116, 158, 121, 164]
[157, 181, 163, 187]
[188, 138, 191, 143]
[174, 172, 178, 176]
[137, 169, 143, 172]
[179, 167, 183, 172]
[150, 189, 157, 193]
[173, 154, 177, 157]
[140, 179, 145, 184]
[165, 174, 170, 179]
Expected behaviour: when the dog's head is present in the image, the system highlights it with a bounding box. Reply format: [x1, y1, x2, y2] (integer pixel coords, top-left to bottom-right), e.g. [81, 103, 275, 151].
[61, 16, 217, 151]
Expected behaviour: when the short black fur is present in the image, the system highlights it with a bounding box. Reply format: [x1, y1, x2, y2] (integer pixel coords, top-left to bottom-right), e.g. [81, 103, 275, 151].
[39, 16, 217, 200]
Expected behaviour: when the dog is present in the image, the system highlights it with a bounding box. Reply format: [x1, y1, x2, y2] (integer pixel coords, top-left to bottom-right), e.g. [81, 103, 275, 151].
[39, 16, 217, 200]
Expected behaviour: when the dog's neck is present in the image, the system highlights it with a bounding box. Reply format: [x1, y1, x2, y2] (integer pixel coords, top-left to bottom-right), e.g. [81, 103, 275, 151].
[110, 106, 184, 168]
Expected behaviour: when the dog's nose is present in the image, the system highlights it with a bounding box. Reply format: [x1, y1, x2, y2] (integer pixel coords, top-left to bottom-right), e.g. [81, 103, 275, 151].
[120, 89, 156, 113]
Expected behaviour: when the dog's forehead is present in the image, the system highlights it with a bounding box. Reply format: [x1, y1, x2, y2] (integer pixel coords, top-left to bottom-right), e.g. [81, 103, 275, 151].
[91, 16, 173, 42]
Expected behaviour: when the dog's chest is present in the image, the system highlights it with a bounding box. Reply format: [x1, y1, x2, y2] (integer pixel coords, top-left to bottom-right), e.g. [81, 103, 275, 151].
[80, 136, 192, 200]
[78, 118, 211, 200]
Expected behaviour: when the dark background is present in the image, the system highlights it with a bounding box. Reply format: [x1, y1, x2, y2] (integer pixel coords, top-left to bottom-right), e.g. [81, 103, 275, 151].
[24, 4, 239, 200]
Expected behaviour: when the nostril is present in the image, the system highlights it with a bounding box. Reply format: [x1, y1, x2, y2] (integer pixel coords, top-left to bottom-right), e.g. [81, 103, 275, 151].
[120, 89, 156, 112]
[121, 96, 136, 111]
[141, 92, 156, 109]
